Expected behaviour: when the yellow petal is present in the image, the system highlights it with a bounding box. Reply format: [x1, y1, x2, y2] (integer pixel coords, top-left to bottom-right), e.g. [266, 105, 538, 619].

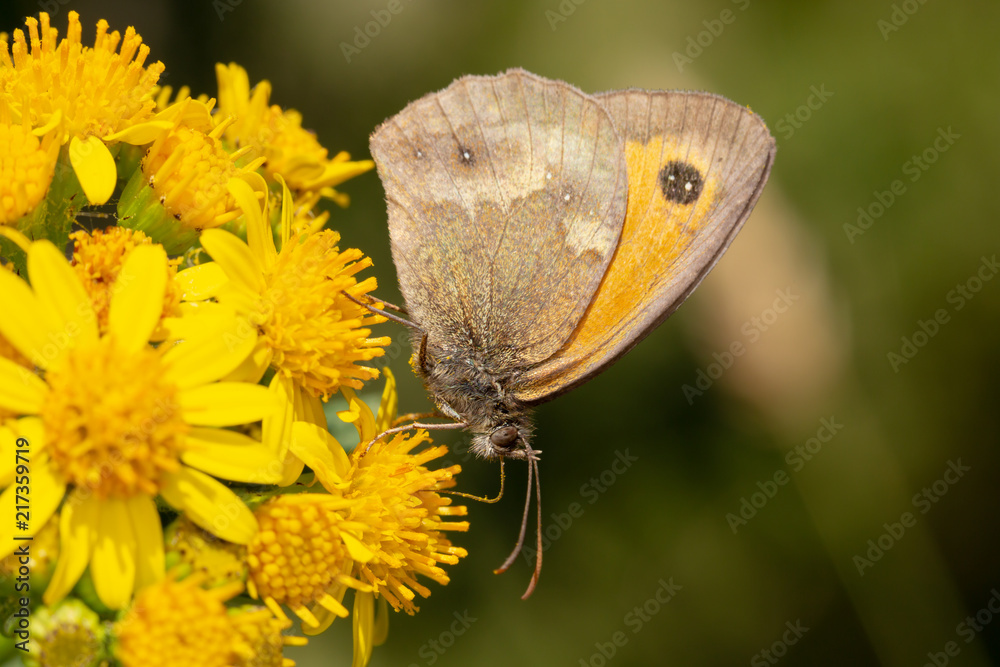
[263, 374, 294, 461]
[127, 495, 164, 593]
[373, 596, 389, 645]
[375, 368, 398, 434]
[160, 467, 258, 544]
[103, 120, 173, 145]
[222, 335, 271, 384]
[108, 245, 168, 354]
[295, 382, 328, 428]
[0, 264, 64, 370]
[340, 387, 377, 444]
[161, 317, 257, 390]
[200, 228, 266, 294]
[28, 240, 98, 348]
[181, 427, 283, 484]
[91, 497, 137, 608]
[341, 531, 374, 563]
[352, 591, 375, 667]
[44, 491, 99, 606]
[290, 422, 344, 484]
[278, 454, 305, 487]
[0, 356, 47, 414]
[0, 459, 65, 559]
[69, 136, 117, 205]
[159, 302, 231, 341]
[178, 382, 279, 426]
[174, 262, 229, 301]
[230, 178, 276, 270]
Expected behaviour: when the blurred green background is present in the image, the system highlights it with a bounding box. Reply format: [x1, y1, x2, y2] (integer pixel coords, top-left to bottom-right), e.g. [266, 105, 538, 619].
[3, 1, 998, 665]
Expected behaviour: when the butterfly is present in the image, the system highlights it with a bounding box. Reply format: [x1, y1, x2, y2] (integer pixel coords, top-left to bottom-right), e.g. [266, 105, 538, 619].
[367, 68, 775, 596]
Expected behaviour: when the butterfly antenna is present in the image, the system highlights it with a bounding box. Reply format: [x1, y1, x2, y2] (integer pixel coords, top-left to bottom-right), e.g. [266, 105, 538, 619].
[494, 447, 543, 598]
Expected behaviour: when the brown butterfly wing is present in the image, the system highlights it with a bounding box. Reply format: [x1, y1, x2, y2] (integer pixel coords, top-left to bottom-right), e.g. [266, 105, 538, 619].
[370, 69, 628, 372]
[513, 90, 776, 403]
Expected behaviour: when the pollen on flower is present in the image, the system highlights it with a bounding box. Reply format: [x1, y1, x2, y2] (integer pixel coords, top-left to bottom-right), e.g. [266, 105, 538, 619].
[247, 494, 371, 629]
[142, 123, 257, 231]
[230, 605, 308, 667]
[346, 431, 469, 614]
[70, 227, 182, 333]
[0, 11, 164, 142]
[115, 574, 245, 667]
[0, 114, 60, 225]
[258, 230, 390, 399]
[165, 516, 248, 589]
[41, 336, 188, 499]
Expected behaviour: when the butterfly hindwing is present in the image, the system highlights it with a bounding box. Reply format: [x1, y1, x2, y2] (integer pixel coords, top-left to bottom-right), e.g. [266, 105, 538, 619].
[513, 89, 776, 403]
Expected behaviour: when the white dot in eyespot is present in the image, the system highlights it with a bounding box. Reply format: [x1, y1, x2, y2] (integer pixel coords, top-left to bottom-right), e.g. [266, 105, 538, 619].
[462, 150, 470, 160]
[416, 149, 423, 158]
[564, 194, 570, 202]
[546, 171, 552, 180]
[685, 182, 693, 191]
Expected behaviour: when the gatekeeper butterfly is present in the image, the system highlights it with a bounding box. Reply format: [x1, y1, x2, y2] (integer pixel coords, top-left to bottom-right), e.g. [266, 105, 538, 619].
[368, 69, 775, 596]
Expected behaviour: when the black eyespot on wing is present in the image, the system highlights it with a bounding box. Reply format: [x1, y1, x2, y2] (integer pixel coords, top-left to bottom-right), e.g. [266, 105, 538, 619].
[659, 160, 703, 205]
[457, 144, 475, 166]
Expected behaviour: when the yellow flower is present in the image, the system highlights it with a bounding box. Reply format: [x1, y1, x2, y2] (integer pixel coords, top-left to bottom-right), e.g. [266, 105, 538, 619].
[117, 109, 268, 253]
[0, 101, 60, 226]
[114, 573, 247, 667]
[337, 371, 469, 617]
[165, 516, 248, 589]
[0, 235, 282, 609]
[264, 370, 467, 667]
[69, 226, 183, 336]
[231, 604, 308, 667]
[246, 492, 373, 634]
[23, 599, 105, 667]
[214, 63, 374, 205]
[177, 178, 389, 483]
[1, 11, 165, 205]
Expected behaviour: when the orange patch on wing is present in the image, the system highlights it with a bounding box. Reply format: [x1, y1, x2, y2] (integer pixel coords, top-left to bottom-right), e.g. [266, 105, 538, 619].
[517, 136, 718, 397]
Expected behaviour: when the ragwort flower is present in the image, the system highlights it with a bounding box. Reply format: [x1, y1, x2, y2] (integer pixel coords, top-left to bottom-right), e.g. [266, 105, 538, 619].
[0, 234, 282, 609]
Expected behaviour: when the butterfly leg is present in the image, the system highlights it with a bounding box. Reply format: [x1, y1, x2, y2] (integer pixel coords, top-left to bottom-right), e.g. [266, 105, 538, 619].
[341, 290, 423, 331]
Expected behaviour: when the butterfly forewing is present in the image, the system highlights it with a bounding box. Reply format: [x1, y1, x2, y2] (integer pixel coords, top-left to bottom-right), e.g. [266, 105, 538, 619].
[370, 69, 629, 373]
[514, 90, 776, 403]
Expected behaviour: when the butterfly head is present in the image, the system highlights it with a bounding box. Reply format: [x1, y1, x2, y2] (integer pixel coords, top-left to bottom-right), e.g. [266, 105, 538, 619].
[470, 423, 539, 462]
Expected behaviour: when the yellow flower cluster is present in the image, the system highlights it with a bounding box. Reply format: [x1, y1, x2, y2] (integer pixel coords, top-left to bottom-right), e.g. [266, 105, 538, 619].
[0, 11, 468, 667]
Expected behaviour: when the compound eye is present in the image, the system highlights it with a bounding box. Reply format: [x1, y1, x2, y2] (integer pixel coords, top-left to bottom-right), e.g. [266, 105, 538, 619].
[489, 426, 519, 450]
